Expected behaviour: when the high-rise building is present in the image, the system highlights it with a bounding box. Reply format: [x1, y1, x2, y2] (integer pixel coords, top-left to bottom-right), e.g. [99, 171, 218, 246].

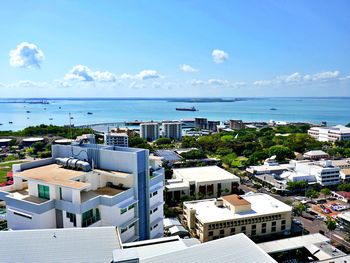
[140, 123, 160, 141]
[194, 118, 208, 130]
[207, 121, 220, 132]
[0, 143, 165, 242]
[104, 132, 129, 147]
[162, 122, 182, 140]
[229, 120, 245, 130]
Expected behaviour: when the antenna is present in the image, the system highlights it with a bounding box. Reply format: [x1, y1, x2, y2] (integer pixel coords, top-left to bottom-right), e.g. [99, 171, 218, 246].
[69, 113, 73, 156]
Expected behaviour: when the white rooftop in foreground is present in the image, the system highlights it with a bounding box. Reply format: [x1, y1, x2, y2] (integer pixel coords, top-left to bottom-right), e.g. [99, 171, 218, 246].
[185, 193, 292, 223]
[173, 165, 239, 183]
[258, 233, 328, 253]
[0, 227, 120, 263]
[142, 233, 276, 263]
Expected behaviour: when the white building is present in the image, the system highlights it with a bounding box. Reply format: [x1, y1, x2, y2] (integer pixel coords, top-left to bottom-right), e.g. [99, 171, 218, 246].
[165, 166, 240, 200]
[183, 193, 292, 242]
[162, 122, 182, 141]
[303, 150, 329, 160]
[104, 132, 129, 147]
[0, 143, 165, 242]
[308, 125, 350, 142]
[140, 122, 160, 141]
[0, 226, 277, 263]
[293, 160, 340, 186]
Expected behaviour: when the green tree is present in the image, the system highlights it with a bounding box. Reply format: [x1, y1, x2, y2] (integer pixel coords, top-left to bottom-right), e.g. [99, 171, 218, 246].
[293, 203, 306, 217]
[306, 189, 319, 199]
[338, 183, 350, 192]
[180, 149, 206, 160]
[268, 145, 295, 162]
[286, 181, 308, 191]
[320, 188, 331, 198]
[325, 216, 336, 232]
[155, 137, 172, 145]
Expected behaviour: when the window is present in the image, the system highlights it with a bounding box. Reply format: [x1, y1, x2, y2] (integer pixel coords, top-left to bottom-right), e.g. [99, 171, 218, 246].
[230, 228, 235, 234]
[281, 220, 286, 225]
[262, 228, 266, 234]
[271, 221, 276, 226]
[219, 229, 224, 235]
[121, 227, 128, 233]
[120, 207, 128, 215]
[128, 204, 135, 210]
[66, 212, 77, 227]
[281, 225, 286, 231]
[208, 231, 213, 236]
[38, 184, 50, 200]
[271, 226, 276, 232]
[252, 230, 257, 236]
[241, 226, 246, 232]
[82, 208, 100, 227]
[252, 224, 256, 230]
[129, 222, 136, 229]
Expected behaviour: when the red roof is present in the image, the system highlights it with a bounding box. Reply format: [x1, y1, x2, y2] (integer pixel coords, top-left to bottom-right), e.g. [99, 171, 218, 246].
[337, 191, 350, 199]
[6, 171, 13, 178]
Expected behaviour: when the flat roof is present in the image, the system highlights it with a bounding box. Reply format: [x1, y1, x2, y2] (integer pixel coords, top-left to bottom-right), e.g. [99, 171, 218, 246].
[173, 166, 239, 183]
[54, 139, 74, 143]
[184, 193, 292, 223]
[248, 164, 291, 172]
[0, 227, 121, 263]
[18, 164, 90, 190]
[22, 137, 44, 142]
[304, 150, 328, 156]
[0, 138, 12, 143]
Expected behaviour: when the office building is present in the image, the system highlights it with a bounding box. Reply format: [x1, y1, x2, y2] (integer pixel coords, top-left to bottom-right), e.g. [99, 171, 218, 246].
[104, 132, 129, 147]
[162, 122, 182, 140]
[165, 166, 240, 200]
[140, 122, 160, 141]
[229, 120, 245, 130]
[183, 193, 292, 243]
[207, 120, 220, 132]
[308, 125, 350, 142]
[194, 117, 208, 130]
[0, 142, 164, 242]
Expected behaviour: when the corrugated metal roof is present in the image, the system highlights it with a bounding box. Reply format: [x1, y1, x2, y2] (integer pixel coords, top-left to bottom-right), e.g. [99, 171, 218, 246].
[0, 227, 121, 263]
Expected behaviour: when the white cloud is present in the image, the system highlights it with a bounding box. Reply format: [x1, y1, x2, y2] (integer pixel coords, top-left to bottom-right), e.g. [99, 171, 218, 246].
[119, 73, 134, 80]
[64, 65, 116, 82]
[212, 49, 229, 63]
[180, 64, 198, 73]
[152, 82, 161, 89]
[340, 75, 350, 81]
[9, 42, 44, 69]
[130, 81, 146, 89]
[136, 70, 161, 80]
[190, 79, 206, 86]
[208, 79, 229, 85]
[311, 70, 340, 81]
[285, 72, 302, 83]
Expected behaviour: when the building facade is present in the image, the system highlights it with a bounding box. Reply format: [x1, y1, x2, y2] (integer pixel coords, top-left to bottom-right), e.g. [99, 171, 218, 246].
[207, 121, 220, 132]
[0, 143, 165, 242]
[229, 120, 245, 130]
[162, 122, 182, 141]
[104, 133, 129, 147]
[183, 193, 292, 243]
[194, 118, 208, 130]
[140, 123, 160, 141]
[308, 125, 350, 142]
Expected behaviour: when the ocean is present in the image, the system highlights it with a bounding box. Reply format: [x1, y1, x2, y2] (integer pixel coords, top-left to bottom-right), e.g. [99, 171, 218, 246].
[0, 97, 349, 131]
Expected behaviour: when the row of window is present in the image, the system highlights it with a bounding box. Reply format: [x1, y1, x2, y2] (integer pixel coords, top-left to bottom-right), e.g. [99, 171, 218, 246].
[66, 212, 77, 227]
[150, 190, 158, 198]
[121, 221, 136, 234]
[82, 208, 101, 227]
[120, 204, 135, 215]
[151, 223, 159, 231]
[207, 214, 283, 230]
[150, 207, 158, 215]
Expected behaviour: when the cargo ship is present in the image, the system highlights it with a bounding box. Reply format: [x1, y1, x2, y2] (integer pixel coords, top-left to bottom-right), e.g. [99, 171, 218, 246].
[176, 106, 197, 111]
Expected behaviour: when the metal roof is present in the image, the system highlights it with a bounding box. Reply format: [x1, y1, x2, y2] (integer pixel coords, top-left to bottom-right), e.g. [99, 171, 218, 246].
[0, 227, 121, 263]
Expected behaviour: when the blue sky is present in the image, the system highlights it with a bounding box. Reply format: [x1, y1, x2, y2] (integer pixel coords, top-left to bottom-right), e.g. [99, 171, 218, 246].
[0, 0, 350, 97]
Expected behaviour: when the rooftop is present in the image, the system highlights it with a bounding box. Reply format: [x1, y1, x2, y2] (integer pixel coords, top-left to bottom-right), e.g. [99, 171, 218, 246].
[222, 194, 250, 206]
[173, 165, 239, 183]
[184, 193, 292, 223]
[304, 150, 329, 156]
[340, 168, 350, 175]
[18, 164, 90, 190]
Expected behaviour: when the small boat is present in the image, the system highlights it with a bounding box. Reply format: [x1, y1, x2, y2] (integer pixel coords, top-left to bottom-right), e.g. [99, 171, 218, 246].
[9, 122, 13, 124]
[70, 117, 74, 120]
[27, 117, 30, 119]
[0, 123, 3, 126]
[49, 118, 53, 120]
[87, 112, 93, 115]
[59, 107, 61, 109]
[270, 108, 277, 111]
[26, 110, 30, 113]
[44, 108, 46, 110]
[176, 106, 197, 111]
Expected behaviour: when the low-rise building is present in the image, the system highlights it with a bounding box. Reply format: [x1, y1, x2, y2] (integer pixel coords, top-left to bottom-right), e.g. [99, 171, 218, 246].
[331, 191, 350, 203]
[165, 166, 240, 200]
[303, 150, 329, 160]
[229, 119, 245, 130]
[194, 117, 208, 130]
[308, 125, 350, 142]
[207, 120, 220, 132]
[183, 193, 292, 242]
[140, 122, 160, 141]
[0, 143, 165, 242]
[340, 168, 350, 181]
[104, 132, 129, 147]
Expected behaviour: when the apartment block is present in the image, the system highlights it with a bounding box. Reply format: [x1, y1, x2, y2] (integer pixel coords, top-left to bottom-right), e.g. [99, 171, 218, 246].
[194, 118, 208, 130]
[0, 143, 165, 242]
[183, 193, 292, 243]
[229, 120, 245, 130]
[308, 125, 350, 142]
[162, 122, 182, 141]
[104, 132, 129, 147]
[140, 123, 160, 141]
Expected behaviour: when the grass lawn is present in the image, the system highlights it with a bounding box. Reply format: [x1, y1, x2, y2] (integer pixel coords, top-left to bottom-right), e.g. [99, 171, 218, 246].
[0, 161, 27, 183]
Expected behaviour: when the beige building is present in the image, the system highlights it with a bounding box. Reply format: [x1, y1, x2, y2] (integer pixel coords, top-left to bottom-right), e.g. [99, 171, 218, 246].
[229, 120, 245, 130]
[183, 193, 292, 242]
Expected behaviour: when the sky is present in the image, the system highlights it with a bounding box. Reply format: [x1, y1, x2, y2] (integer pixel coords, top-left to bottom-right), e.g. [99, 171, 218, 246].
[0, 0, 350, 97]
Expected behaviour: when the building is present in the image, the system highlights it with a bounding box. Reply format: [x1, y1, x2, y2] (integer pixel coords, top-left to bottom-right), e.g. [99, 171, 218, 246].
[340, 168, 350, 181]
[293, 160, 340, 186]
[0, 226, 277, 263]
[22, 137, 44, 147]
[308, 125, 350, 142]
[0, 142, 165, 242]
[303, 150, 329, 160]
[229, 119, 245, 130]
[194, 117, 208, 130]
[162, 122, 182, 140]
[337, 212, 350, 232]
[104, 132, 129, 147]
[183, 193, 292, 243]
[331, 191, 350, 203]
[332, 159, 350, 169]
[0, 138, 13, 147]
[165, 166, 240, 200]
[207, 120, 220, 132]
[140, 122, 160, 141]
